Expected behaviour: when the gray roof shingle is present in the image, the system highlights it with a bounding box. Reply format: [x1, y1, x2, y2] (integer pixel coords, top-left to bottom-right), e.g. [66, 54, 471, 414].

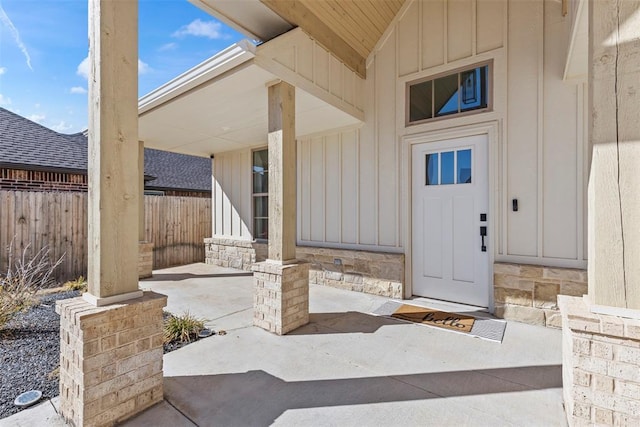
[0, 107, 210, 192]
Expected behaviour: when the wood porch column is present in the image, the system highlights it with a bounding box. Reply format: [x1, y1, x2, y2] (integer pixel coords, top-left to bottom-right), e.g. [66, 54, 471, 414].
[588, 0, 640, 312]
[85, 0, 142, 304]
[253, 81, 309, 335]
[267, 81, 296, 262]
[56, 2, 166, 425]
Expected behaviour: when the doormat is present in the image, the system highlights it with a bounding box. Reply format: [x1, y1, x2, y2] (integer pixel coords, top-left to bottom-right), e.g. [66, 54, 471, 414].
[372, 301, 506, 343]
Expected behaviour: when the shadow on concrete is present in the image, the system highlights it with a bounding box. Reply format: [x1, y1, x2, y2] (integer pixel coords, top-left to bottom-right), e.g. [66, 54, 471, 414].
[288, 312, 405, 335]
[160, 365, 562, 426]
[141, 272, 254, 282]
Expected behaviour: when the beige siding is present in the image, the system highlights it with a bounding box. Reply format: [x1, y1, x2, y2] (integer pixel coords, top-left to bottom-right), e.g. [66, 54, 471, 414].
[399, 0, 506, 77]
[542, 3, 580, 260]
[298, 123, 402, 251]
[212, 150, 251, 239]
[256, 28, 364, 119]
[213, 0, 587, 268]
[380, 0, 587, 267]
[447, 0, 474, 61]
[506, 0, 542, 257]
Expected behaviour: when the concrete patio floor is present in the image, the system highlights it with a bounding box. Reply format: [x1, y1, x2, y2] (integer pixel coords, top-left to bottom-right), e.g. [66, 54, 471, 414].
[1, 263, 567, 426]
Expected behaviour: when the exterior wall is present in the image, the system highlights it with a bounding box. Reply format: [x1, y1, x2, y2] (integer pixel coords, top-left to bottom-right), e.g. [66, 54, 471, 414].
[394, 0, 587, 269]
[211, 149, 252, 239]
[560, 296, 640, 426]
[210, 0, 589, 314]
[256, 28, 364, 122]
[204, 238, 403, 298]
[494, 262, 587, 328]
[204, 237, 263, 270]
[298, 246, 404, 299]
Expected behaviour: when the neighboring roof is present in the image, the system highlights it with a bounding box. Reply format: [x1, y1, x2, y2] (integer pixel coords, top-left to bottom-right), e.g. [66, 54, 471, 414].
[0, 107, 211, 192]
[144, 148, 211, 192]
[0, 107, 87, 172]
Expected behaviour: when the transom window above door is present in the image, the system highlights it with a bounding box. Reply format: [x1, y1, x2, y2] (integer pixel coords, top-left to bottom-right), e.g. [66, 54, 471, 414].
[407, 62, 491, 125]
[425, 148, 472, 186]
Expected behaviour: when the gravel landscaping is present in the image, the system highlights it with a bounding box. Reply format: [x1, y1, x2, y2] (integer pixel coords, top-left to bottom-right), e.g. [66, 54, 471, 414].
[0, 291, 213, 420]
[0, 290, 79, 419]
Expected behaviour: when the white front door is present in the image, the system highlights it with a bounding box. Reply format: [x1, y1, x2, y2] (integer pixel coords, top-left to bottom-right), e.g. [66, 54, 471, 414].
[411, 134, 489, 307]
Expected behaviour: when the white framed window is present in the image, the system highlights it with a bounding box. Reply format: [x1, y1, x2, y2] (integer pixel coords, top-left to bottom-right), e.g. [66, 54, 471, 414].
[252, 148, 268, 240]
[425, 148, 473, 186]
[407, 61, 492, 126]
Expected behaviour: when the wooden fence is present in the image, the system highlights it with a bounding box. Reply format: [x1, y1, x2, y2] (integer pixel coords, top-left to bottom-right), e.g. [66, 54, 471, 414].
[0, 191, 211, 282]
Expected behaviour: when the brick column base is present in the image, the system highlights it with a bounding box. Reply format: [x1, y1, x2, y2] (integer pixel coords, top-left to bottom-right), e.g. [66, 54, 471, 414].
[559, 296, 640, 426]
[138, 242, 154, 279]
[56, 291, 167, 426]
[253, 261, 309, 335]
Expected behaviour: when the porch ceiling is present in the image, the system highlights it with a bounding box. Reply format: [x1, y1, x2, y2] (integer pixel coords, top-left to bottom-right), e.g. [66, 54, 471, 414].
[190, 0, 406, 78]
[138, 42, 360, 157]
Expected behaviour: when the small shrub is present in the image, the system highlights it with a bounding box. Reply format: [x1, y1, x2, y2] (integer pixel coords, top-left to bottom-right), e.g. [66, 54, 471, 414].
[0, 241, 64, 330]
[63, 276, 87, 292]
[163, 311, 206, 343]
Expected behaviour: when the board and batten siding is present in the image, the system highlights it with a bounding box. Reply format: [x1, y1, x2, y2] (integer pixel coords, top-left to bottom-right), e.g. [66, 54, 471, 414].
[212, 150, 252, 239]
[256, 28, 365, 121]
[390, 0, 586, 268]
[212, 0, 587, 269]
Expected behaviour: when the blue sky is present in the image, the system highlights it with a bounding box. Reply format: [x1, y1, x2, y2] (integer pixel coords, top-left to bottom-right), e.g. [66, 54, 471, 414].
[0, 0, 244, 133]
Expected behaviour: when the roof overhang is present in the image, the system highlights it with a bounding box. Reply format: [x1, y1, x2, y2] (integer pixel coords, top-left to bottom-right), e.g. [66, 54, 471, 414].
[138, 38, 362, 157]
[188, 0, 293, 42]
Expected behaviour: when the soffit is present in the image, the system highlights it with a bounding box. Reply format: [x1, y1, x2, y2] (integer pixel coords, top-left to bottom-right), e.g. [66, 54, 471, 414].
[191, 0, 406, 78]
[138, 62, 360, 158]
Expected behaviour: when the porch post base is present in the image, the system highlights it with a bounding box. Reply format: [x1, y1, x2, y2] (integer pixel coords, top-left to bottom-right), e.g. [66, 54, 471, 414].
[252, 261, 309, 335]
[559, 295, 640, 426]
[56, 291, 167, 426]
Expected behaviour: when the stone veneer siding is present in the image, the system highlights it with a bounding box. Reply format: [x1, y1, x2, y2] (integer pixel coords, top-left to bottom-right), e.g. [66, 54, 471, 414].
[205, 237, 403, 298]
[494, 262, 587, 328]
[297, 247, 403, 299]
[56, 291, 166, 427]
[138, 242, 153, 279]
[204, 237, 266, 270]
[559, 296, 640, 426]
[253, 262, 310, 335]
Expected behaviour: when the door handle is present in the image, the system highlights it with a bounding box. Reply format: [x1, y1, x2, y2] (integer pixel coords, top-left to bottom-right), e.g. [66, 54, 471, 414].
[480, 226, 487, 252]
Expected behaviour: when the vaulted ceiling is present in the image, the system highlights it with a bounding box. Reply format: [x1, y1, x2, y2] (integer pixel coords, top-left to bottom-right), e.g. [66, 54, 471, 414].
[190, 0, 407, 78]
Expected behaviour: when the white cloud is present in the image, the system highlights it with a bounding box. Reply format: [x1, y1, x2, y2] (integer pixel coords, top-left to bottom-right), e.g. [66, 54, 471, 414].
[158, 42, 177, 52]
[27, 114, 46, 123]
[0, 94, 11, 105]
[78, 56, 150, 79]
[0, 67, 6, 76]
[172, 19, 226, 39]
[138, 59, 150, 75]
[51, 121, 73, 133]
[77, 56, 89, 79]
[0, 5, 32, 70]
[70, 86, 87, 94]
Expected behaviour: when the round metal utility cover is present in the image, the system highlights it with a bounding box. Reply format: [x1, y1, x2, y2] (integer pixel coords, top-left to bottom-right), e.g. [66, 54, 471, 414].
[198, 328, 213, 338]
[14, 390, 42, 408]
